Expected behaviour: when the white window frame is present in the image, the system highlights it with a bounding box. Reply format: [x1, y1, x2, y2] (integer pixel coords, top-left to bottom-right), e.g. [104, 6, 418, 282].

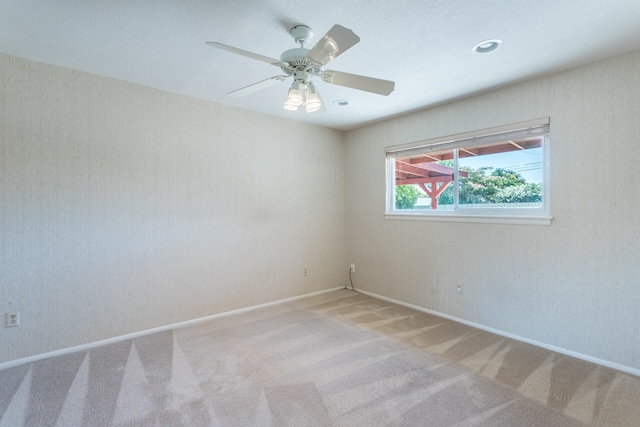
[385, 118, 552, 226]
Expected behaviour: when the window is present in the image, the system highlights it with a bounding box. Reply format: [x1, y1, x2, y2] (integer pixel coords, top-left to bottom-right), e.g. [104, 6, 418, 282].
[385, 118, 551, 225]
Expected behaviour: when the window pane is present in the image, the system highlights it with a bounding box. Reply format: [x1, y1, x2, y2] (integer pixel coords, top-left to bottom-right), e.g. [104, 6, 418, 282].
[385, 120, 550, 223]
[394, 149, 455, 210]
[457, 138, 543, 208]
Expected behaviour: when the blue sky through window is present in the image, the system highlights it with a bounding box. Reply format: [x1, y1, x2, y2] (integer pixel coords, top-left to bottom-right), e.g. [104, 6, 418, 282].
[459, 147, 542, 184]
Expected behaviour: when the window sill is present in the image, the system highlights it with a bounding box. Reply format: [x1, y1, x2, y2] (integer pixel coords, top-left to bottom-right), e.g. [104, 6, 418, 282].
[384, 212, 552, 226]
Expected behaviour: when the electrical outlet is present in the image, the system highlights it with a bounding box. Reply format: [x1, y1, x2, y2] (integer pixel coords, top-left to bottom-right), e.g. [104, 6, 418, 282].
[350, 264, 355, 273]
[303, 267, 308, 276]
[5, 311, 20, 328]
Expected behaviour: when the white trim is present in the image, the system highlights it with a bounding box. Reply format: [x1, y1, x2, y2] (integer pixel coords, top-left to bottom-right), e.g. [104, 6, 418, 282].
[6, 285, 636, 378]
[385, 117, 550, 154]
[0, 287, 344, 371]
[356, 289, 640, 378]
[384, 213, 552, 226]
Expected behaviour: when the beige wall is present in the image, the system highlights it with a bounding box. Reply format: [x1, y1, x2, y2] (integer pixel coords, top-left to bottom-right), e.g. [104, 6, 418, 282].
[2, 49, 639, 372]
[0, 53, 346, 364]
[345, 50, 640, 370]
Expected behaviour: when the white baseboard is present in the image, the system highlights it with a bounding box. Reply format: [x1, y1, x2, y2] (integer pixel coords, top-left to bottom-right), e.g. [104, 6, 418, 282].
[0, 286, 344, 371]
[5, 286, 637, 378]
[356, 289, 640, 378]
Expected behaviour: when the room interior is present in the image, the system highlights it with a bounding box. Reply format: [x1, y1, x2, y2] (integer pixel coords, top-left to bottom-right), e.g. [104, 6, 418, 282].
[1, 1, 640, 424]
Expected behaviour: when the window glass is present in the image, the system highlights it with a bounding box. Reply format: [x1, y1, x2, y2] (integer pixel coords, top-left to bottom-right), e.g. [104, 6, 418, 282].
[386, 122, 550, 225]
[457, 139, 542, 208]
[394, 148, 454, 211]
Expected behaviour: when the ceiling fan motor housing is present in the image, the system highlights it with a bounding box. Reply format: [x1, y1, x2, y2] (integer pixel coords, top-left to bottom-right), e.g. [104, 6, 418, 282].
[281, 48, 311, 69]
[279, 25, 323, 79]
[280, 48, 322, 80]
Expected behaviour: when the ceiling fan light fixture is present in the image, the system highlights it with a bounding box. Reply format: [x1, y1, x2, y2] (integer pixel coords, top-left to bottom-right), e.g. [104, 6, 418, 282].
[304, 83, 322, 113]
[305, 101, 321, 113]
[283, 99, 299, 110]
[305, 103, 321, 113]
[285, 81, 304, 106]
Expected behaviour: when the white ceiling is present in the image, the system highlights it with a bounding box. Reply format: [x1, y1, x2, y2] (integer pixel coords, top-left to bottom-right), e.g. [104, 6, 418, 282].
[2, 0, 640, 131]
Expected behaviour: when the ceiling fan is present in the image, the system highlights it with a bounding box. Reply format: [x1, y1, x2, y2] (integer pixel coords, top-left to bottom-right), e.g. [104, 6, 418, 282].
[205, 24, 395, 113]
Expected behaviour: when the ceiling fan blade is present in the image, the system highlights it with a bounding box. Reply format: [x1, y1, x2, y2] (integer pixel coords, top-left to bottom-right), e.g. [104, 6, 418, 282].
[322, 70, 395, 96]
[306, 24, 360, 66]
[205, 41, 283, 66]
[227, 75, 289, 98]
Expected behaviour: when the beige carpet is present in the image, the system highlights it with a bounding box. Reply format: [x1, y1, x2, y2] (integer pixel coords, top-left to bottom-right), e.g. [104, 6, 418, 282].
[1, 289, 639, 426]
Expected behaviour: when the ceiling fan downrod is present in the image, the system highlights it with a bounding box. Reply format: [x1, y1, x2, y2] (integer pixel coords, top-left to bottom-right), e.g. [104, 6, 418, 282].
[289, 25, 314, 47]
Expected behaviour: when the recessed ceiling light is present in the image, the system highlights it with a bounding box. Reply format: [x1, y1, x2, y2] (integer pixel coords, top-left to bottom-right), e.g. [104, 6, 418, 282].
[333, 99, 350, 107]
[473, 39, 502, 54]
